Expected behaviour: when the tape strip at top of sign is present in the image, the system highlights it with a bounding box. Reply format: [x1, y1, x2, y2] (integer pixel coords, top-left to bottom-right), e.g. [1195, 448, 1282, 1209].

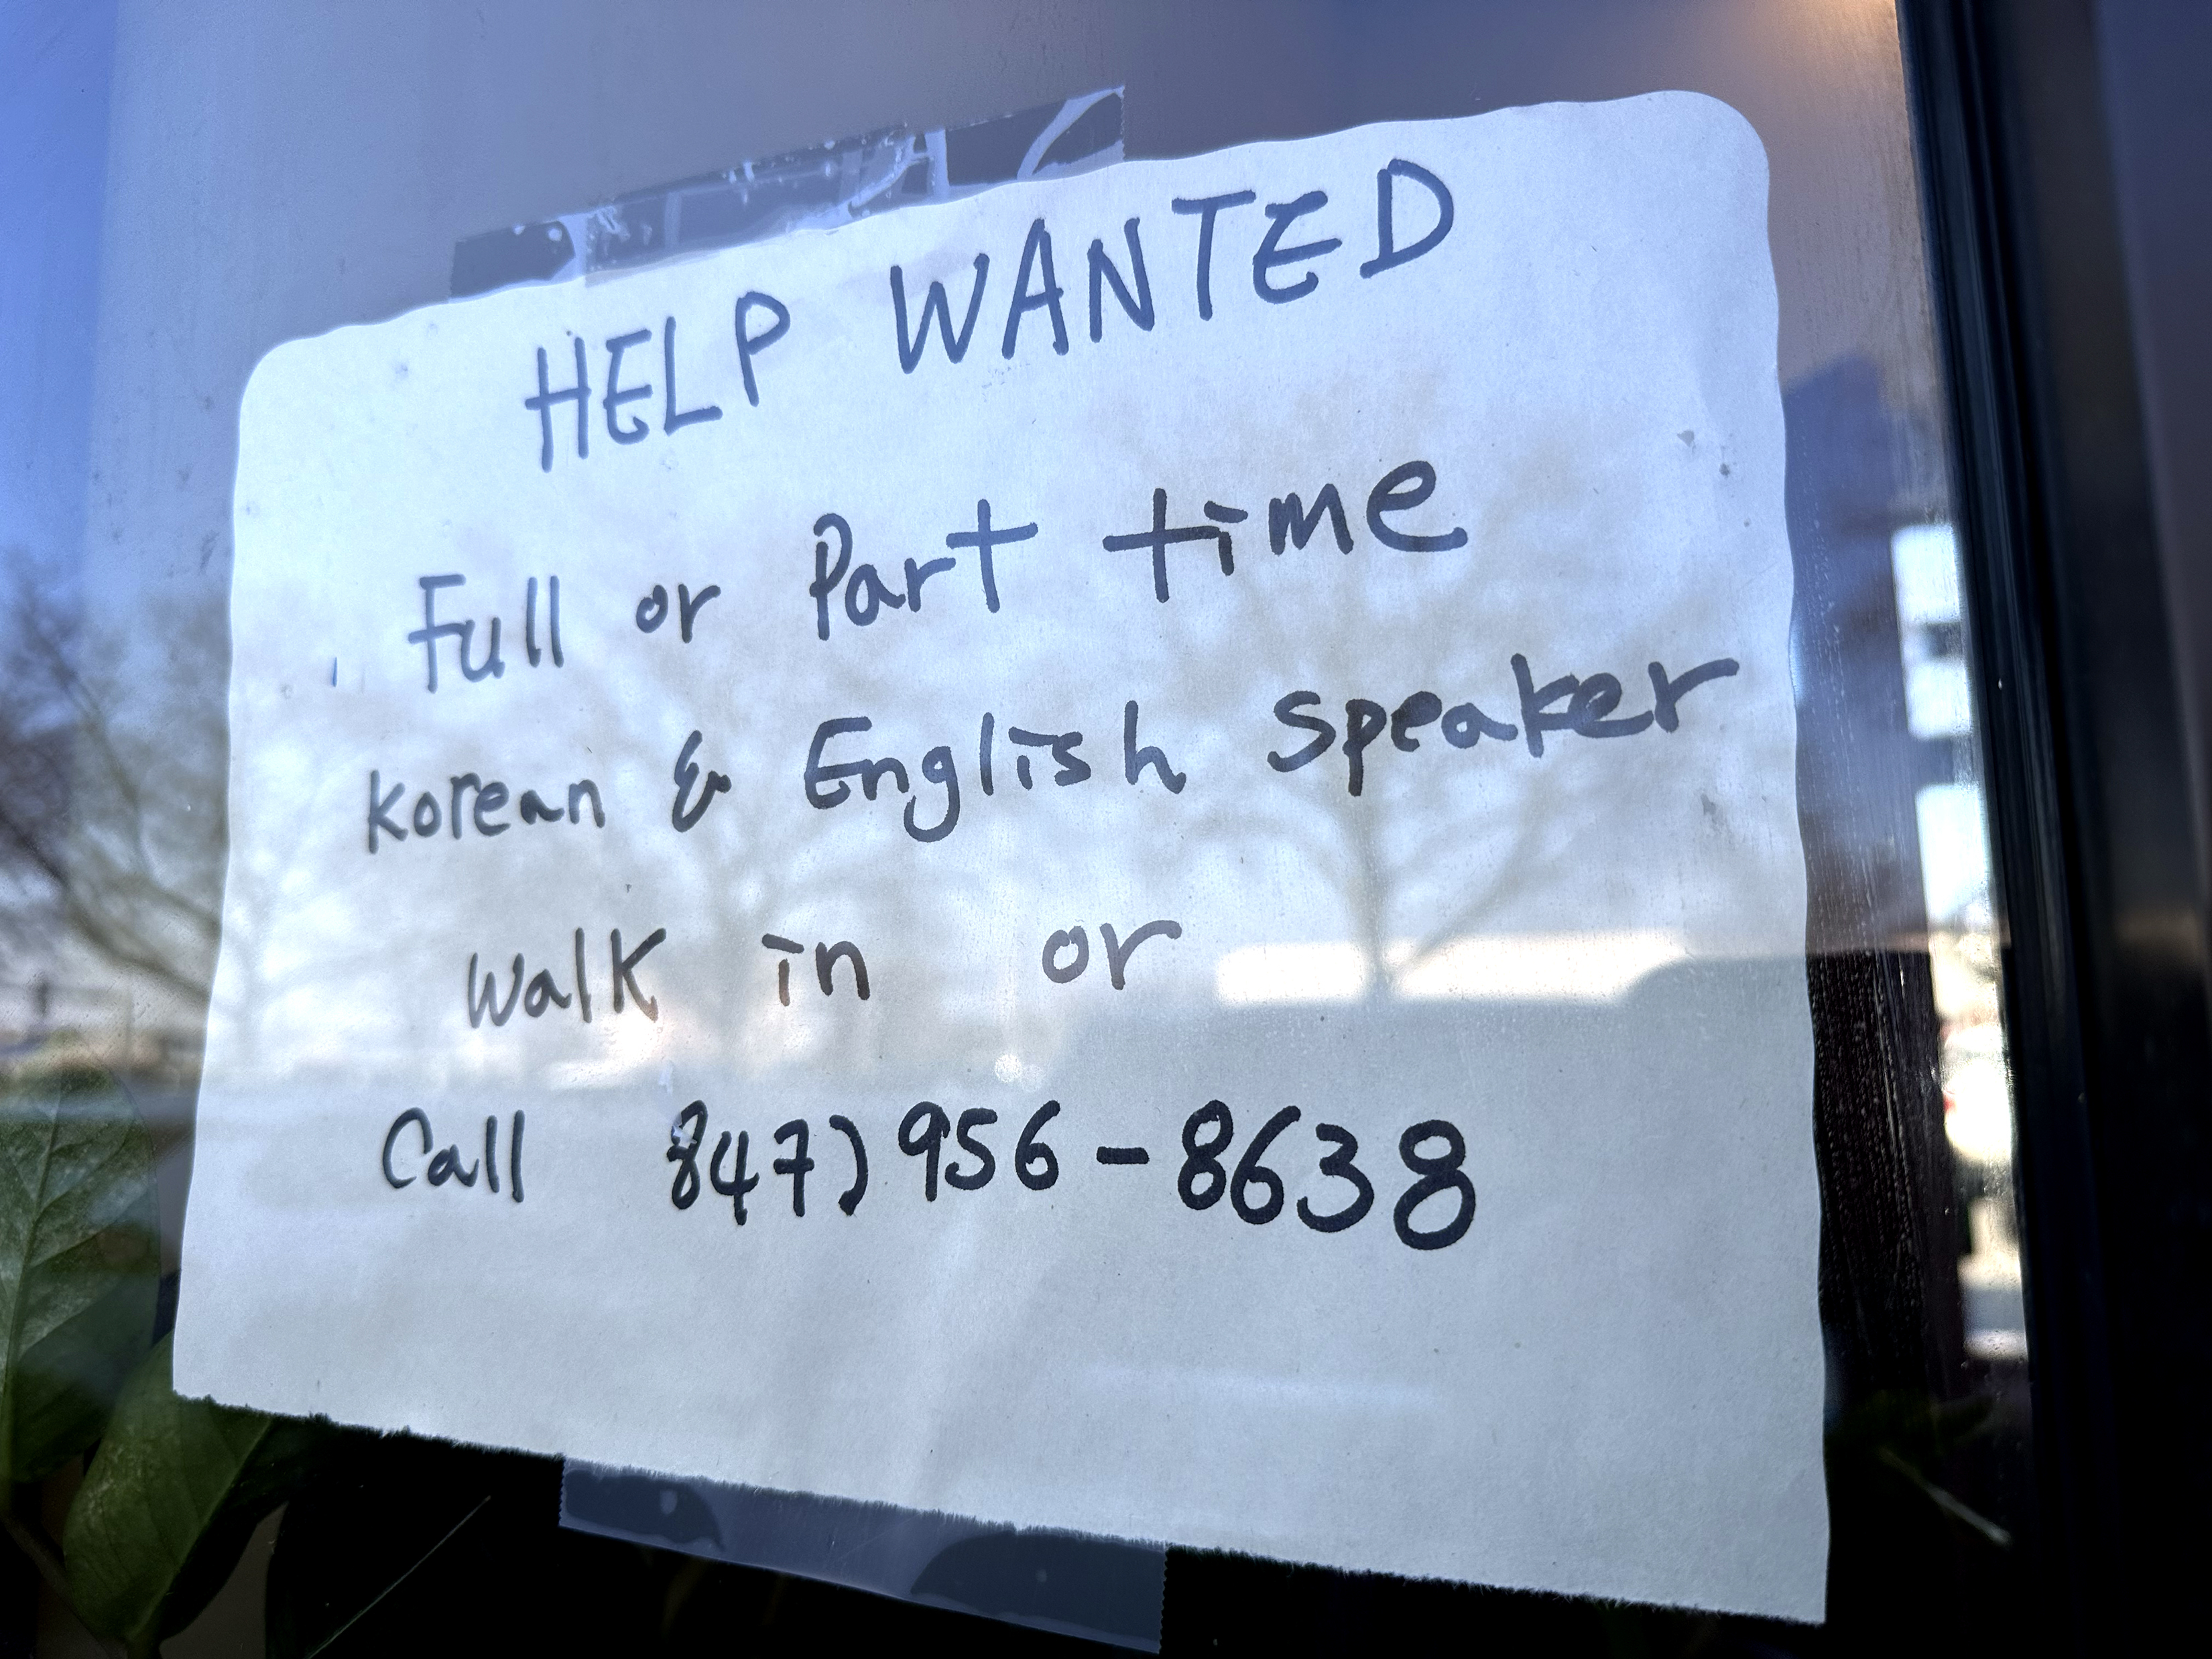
[186, 92, 1827, 1624]
[450, 89, 1127, 298]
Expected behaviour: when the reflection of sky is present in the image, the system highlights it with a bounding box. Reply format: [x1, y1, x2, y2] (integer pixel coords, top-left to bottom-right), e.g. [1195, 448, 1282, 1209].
[0, 1, 117, 575]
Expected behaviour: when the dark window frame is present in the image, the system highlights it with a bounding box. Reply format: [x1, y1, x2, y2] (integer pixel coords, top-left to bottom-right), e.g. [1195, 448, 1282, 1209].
[1902, 1, 2212, 1644]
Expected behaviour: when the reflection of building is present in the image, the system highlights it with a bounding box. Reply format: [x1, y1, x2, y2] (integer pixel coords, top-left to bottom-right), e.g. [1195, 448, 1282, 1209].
[1788, 361, 2020, 1367]
[1784, 355, 2022, 1396]
[1789, 356, 1954, 955]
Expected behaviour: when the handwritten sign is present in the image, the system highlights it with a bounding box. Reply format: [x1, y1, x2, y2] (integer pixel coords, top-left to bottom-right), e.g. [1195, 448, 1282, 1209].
[179, 93, 1824, 1619]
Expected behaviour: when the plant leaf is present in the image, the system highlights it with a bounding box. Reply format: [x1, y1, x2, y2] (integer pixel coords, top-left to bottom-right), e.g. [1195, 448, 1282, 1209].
[64, 1333, 333, 1656]
[0, 1061, 160, 1488]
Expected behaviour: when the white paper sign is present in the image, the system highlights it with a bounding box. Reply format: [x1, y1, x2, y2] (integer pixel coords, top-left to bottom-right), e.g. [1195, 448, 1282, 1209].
[180, 93, 1824, 1620]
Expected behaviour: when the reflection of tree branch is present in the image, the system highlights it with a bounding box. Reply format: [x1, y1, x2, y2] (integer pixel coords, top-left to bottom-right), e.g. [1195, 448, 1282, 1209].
[0, 561, 228, 1013]
[1389, 770, 1564, 980]
[0, 795, 68, 887]
[209, 562, 982, 1083]
[62, 659, 221, 938]
[1141, 465, 1727, 999]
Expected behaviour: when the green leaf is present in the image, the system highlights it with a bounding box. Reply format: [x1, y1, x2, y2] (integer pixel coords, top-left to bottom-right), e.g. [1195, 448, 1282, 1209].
[64, 1333, 333, 1656]
[0, 1062, 160, 1488]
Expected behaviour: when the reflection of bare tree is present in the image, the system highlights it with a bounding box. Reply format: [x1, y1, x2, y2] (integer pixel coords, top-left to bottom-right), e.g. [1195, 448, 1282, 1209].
[210, 547, 991, 1089]
[0, 564, 228, 1029]
[0, 567, 71, 961]
[629, 610, 952, 1081]
[1162, 559, 1562, 997]
[1144, 462, 1786, 997]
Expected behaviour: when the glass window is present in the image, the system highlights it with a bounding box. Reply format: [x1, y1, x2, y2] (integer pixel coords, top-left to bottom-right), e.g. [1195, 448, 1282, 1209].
[3, 4, 2049, 1652]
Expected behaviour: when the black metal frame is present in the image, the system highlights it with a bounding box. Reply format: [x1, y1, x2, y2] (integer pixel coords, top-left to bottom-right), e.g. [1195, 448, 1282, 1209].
[1901, 1, 2212, 1646]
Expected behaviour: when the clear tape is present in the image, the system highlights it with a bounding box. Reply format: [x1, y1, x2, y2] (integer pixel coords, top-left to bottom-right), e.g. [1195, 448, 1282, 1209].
[560, 1461, 1164, 1650]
